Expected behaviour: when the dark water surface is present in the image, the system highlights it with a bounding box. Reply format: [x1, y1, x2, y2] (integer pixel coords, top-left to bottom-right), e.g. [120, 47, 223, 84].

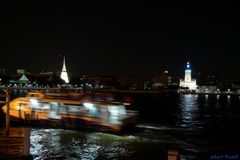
[1, 91, 240, 159]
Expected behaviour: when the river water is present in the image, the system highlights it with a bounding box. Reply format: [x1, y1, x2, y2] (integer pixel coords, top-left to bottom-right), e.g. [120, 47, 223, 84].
[1, 91, 240, 159]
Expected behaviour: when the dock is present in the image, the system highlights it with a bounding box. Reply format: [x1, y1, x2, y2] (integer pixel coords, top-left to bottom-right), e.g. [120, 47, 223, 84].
[0, 127, 31, 160]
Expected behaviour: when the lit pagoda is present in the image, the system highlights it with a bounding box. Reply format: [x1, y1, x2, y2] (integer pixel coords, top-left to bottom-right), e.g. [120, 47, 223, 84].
[60, 56, 69, 83]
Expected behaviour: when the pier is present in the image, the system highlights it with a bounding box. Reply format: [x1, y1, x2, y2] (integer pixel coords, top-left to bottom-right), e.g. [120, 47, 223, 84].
[0, 87, 31, 159]
[0, 127, 31, 159]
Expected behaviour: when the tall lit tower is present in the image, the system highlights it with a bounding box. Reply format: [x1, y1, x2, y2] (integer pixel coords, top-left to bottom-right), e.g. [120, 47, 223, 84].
[60, 56, 69, 83]
[184, 62, 192, 82]
[179, 62, 197, 90]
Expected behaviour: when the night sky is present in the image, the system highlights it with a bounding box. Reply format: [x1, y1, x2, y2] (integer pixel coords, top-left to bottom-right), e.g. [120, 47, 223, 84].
[1, 1, 240, 79]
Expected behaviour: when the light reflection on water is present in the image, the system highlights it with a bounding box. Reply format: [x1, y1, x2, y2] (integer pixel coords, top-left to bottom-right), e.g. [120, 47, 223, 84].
[177, 94, 201, 129]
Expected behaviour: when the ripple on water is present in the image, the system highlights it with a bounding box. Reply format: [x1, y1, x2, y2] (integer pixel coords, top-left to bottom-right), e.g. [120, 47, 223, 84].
[30, 129, 141, 160]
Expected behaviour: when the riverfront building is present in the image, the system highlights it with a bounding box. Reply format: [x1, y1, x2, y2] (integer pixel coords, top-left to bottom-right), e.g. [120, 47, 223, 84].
[179, 62, 197, 90]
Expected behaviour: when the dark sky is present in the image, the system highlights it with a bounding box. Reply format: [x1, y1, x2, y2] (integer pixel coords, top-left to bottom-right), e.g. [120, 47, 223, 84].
[1, 1, 240, 79]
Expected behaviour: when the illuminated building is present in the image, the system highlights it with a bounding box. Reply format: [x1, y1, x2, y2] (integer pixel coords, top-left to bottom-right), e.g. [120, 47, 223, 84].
[179, 62, 197, 90]
[60, 56, 69, 83]
[19, 74, 29, 84]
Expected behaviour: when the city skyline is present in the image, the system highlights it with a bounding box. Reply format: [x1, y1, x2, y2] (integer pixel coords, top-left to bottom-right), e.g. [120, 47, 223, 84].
[1, 1, 240, 80]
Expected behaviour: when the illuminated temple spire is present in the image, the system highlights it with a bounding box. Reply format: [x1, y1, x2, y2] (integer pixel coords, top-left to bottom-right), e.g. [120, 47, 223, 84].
[60, 56, 69, 83]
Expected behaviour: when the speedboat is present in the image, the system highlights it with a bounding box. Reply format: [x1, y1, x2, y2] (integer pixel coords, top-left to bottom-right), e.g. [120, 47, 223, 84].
[2, 91, 139, 133]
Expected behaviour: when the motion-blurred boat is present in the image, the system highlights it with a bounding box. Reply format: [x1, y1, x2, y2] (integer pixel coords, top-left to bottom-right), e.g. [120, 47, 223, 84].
[2, 91, 139, 133]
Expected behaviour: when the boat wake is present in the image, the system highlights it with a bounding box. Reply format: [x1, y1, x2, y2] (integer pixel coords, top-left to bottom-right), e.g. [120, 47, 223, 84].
[136, 124, 177, 131]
